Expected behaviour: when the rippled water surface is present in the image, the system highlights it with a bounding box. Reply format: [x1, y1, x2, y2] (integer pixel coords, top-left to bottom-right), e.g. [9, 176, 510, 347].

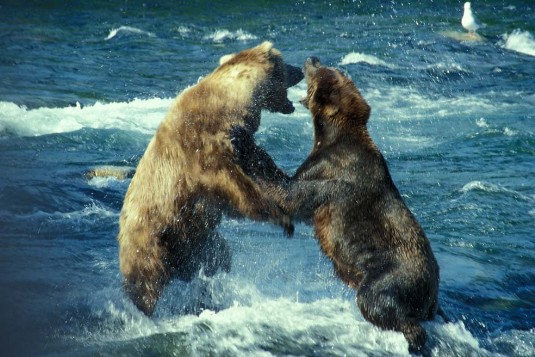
[0, 1, 534, 356]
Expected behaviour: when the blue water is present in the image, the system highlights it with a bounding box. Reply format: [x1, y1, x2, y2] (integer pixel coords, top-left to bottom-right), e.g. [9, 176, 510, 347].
[1, 1, 534, 356]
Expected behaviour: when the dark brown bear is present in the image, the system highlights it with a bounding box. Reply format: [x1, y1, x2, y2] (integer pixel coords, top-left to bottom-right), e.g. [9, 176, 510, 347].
[117, 42, 302, 316]
[232, 57, 445, 353]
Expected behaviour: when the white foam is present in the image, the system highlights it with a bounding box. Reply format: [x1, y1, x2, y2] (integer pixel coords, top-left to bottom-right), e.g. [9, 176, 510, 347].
[475, 118, 489, 128]
[176, 25, 191, 37]
[363, 87, 497, 121]
[490, 329, 535, 356]
[503, 127, 517, 136]
[65, 201, 118, 220]
[4, 201, 118, 225]
[461, 181, 500, 194]
[0, 98, 170, 137]
[339, 52, 394, 68]
[499, 30, 535, 57]
[288, 84, 532, 153]
[0, 86, 307, 139]
[426, 321, 488, 355]
[88, 291, 410, 355]
[181, 299, 408, 356]
[87, 176, 130, 190]
[204, 29, 257, 43]
[77, 276, 497, 357]
[2, 66, 529, 140]
[366, 86, 535, 129]
[105, 26, 156, 41]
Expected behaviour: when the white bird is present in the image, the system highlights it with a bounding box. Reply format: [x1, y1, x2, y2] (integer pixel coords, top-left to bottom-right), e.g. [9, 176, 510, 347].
[461, 2, 481, 33]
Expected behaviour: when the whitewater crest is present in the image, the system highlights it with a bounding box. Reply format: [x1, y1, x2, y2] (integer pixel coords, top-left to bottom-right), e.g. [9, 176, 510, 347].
[498, 30, 535, 57]
[105, 26, 156, 41]
[0, 99, 170, 138]
[339, 52, 394, 68]
[460, 180, 534, 202]
[2, 201, 118, 225]
[71, 280, 493, 357]
[203, 29, 257, 43]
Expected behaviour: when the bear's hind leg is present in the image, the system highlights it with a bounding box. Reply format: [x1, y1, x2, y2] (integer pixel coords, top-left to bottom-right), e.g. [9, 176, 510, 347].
[124, 268, 169, 316]
[120, 242, 171, 316]
[400, 320, 427, 354]
[124, 272, 165, 316]
[356, 284, 428, 353]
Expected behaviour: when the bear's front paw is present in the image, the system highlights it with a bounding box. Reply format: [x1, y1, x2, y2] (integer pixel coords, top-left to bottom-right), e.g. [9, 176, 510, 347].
[266, 203, 294, 238]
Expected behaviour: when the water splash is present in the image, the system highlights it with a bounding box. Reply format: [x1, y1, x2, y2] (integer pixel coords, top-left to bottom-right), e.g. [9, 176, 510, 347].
[203, 29, 257, 43]
[339, 52, 394, 68]
[499, 30, 535, 57]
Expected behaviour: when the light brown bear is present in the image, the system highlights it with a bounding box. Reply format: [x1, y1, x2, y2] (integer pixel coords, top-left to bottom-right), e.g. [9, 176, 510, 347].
[232, 57, 446, 353]
[117, 42, 302, 316]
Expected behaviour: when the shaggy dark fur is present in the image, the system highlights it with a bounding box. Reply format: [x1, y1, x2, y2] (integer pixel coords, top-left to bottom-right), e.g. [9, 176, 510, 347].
[232, 57, 445, 353]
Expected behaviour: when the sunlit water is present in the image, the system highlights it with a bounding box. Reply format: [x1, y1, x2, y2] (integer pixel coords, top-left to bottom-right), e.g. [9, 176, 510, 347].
[0, 1, 534, 356]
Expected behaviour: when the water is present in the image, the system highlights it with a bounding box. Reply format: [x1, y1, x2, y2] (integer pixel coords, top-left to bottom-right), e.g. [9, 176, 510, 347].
[1, 1, 534, 356]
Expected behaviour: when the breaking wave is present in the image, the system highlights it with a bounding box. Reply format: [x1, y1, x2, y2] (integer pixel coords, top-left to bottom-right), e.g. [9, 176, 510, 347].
[340, 52, 394, 68]
[499, 29, 535, 57]
[105, 26, 156, 41]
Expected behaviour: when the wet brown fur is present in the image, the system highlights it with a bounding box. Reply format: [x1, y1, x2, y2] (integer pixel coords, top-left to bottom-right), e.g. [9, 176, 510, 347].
[231, 58, 442, 353]
[117, 42, 296, 316]
[292, 60, 441, 353]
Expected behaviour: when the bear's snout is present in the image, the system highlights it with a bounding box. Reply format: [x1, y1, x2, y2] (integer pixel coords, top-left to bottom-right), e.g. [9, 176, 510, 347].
[285, 64, 304, 88]
[304, 57, 321, 79]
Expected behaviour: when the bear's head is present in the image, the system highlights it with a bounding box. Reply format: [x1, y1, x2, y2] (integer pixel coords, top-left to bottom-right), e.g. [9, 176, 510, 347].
[215, 42, 303, 130]
[301, 57, 371, 140]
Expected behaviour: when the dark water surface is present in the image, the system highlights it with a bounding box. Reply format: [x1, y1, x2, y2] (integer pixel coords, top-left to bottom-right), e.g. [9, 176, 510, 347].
[1, 1, 534, 356]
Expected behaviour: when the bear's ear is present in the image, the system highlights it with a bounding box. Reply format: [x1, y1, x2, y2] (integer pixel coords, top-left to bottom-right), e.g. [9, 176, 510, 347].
[315, 86, 340, 117]
[219, 53, 237, 66]
[258, 41, 282, 59]
[325, 90, 340, 117]
[258, 41, 274, 53]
